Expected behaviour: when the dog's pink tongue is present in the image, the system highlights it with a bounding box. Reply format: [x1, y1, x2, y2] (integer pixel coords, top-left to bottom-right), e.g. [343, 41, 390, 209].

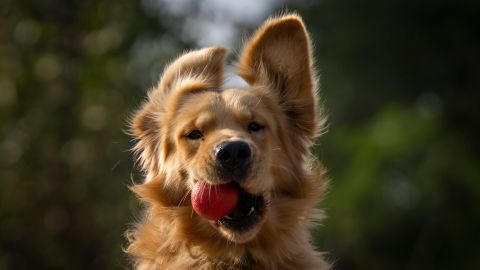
[191, 181, 239, 221]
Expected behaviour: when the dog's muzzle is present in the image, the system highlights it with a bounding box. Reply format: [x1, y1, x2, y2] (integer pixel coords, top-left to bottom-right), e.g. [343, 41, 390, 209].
[214, 141, 251, 181]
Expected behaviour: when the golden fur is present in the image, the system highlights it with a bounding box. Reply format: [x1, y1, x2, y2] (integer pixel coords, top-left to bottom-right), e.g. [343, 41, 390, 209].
[126, 14, 330, 270]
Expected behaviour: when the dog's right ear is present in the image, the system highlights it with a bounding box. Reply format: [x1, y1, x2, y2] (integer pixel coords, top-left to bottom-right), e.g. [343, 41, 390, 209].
[132, 47, 227, 174]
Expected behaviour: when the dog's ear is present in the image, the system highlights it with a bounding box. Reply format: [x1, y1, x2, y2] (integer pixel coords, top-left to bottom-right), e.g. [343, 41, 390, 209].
[132, 47, 227, 174]
[159, 46, 227, 95]
[238, 14, 319, 141]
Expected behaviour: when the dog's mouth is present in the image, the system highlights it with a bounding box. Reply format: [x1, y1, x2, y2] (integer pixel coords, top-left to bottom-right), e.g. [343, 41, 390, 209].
[191, 180, 266, 234]
[219, 183, 265, 232]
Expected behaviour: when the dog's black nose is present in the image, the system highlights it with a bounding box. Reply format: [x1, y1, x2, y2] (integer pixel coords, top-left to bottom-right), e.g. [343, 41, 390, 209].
[215, 141, 251, 172]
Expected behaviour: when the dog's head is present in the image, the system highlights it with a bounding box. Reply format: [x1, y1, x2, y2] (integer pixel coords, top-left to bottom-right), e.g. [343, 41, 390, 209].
[131, 15, 324, 245]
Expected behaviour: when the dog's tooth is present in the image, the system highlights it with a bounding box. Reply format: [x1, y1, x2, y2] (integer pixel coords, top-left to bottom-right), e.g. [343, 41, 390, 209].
[247, 207, 255, 216]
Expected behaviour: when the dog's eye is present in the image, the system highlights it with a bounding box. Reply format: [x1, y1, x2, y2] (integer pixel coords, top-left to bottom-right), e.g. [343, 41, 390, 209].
[187, 130, 203, 140]
[248, 122, 264, 132]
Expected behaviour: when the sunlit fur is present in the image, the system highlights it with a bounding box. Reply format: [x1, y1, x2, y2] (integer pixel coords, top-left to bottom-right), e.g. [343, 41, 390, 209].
[126, 14, 330, 270]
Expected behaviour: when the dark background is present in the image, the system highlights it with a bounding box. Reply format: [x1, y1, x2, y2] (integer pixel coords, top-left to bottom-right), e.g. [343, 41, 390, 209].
[1, 0, 479, 269]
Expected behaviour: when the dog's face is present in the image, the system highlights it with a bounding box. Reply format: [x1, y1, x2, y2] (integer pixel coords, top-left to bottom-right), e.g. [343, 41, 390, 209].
[173, 87, 280, 242]
[131, 15, 321, 245]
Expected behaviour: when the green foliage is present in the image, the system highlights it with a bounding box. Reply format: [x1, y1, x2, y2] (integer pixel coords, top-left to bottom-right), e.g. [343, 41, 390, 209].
[304, 0, 480, 269]
[0, 1, 176, 269]
[0, 0, 478, 269]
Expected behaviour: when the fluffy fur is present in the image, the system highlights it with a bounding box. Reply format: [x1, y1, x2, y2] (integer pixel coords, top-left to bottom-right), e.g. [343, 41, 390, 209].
[126, 14, 330, 270]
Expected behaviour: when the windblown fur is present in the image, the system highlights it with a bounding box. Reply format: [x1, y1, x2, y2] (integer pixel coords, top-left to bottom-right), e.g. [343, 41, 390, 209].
[126, 14, 330, 270]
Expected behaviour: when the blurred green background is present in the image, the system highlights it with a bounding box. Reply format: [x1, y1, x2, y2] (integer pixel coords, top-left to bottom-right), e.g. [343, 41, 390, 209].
[1, 0, 479, 269]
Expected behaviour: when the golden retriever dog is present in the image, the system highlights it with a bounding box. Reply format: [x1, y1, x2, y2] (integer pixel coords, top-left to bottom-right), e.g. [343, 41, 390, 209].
[126, 14, 330, 270]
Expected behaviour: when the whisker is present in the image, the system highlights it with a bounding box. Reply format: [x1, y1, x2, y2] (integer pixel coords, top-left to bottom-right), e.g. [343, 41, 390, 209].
[177, 189, 191, 207]
[208, 183, 212, 202]
[199, 182, 207, 202]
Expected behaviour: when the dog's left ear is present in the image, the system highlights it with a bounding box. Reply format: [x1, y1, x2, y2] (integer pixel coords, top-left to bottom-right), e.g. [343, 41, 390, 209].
[132, 47, 227, 175]
[238, 14, 319, 141]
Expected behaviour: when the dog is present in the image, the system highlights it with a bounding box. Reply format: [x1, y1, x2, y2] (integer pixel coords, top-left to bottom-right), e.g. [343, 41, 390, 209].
[126, 14, 330, 270]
